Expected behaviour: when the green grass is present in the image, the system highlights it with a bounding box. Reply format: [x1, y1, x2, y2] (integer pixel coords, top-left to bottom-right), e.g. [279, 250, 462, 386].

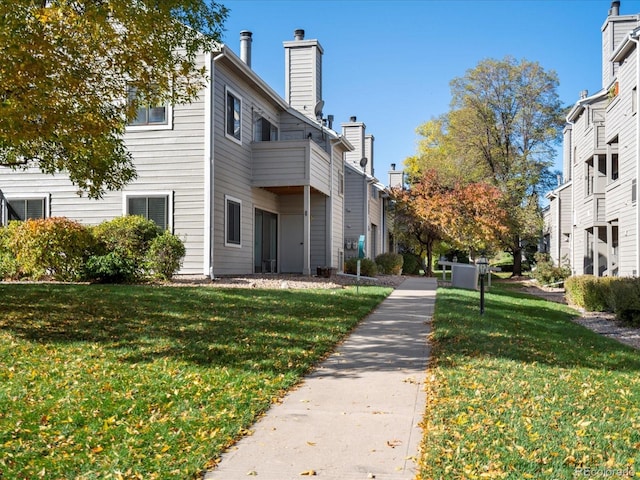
[420, 283, 640, 480]
[0, 283, 391, 479]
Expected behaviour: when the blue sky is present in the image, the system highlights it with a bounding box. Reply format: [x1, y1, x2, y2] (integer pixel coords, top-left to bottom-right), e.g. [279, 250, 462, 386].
[219, 0, 640, 186]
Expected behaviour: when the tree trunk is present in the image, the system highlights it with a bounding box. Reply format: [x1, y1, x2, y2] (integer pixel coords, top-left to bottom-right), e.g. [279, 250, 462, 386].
[512, 243, 523, 277]
[424, 239, 434, 277]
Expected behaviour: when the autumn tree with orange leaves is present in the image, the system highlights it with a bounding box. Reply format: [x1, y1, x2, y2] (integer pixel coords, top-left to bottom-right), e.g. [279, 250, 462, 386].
[389, 170, 508, 276]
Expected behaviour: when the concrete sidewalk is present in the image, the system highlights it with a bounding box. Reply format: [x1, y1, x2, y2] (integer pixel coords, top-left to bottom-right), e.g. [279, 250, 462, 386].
[204, 277, 437, 480]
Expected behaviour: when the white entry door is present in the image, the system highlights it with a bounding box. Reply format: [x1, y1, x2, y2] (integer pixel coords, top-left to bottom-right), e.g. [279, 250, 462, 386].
[280, 214, 304, 273]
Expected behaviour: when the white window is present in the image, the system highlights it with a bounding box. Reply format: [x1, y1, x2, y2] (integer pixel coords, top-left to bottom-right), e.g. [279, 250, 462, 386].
[5, 197, 47, 221]
[338, 171, 344, 196]
[225, 195, 242, 247]
[225, 87, 242, 143]
[124, 192, 172, 231]
[254, 116, 278, 142]
[126, 87, 172, 131]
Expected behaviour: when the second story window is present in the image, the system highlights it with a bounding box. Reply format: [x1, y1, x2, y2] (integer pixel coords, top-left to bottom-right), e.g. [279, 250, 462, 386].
[226, 87, 242, 143]
[254, 116, 278, 142]
[127, 87, 168, 126]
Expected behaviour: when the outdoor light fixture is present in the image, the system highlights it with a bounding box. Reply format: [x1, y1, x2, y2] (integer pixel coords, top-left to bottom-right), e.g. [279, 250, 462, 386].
[476, 256, 489, 315]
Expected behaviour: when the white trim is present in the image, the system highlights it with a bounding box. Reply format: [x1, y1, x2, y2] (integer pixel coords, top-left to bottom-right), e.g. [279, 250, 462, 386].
[224, 194, 242, 248]
[122, 191, 174, 232]
[224, 85, 243, 145]
[125, 104, 174, 132]
[204, 51, 213, 277]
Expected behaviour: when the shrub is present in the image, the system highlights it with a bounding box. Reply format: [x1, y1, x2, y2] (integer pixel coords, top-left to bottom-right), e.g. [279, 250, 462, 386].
[84, 252, 138, 283]
[345, 257, 378, 277]
[375, 252, 403, 275]
[91, 216, 160, 280]
[402, 253, 421, 275]
[531, 252, 571, 286]
[565, 275, 609, 312]
[0, 224, 20, 279]
[606, 277, 640, 325]
[145, 231, 186, 281]
[10, 217, 94, 281]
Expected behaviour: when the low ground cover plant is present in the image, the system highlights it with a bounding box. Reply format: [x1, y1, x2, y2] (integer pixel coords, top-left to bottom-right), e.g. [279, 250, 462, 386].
[0, 283, 390, 478]
[419, 283, 640, 479]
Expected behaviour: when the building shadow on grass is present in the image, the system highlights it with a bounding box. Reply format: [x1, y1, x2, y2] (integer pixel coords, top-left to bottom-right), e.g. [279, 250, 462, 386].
[435, 287, 640, 372]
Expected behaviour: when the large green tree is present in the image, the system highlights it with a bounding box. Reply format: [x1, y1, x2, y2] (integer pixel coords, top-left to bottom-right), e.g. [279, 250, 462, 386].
[0, 0, 228, 198]
[407, 57, 565, 275]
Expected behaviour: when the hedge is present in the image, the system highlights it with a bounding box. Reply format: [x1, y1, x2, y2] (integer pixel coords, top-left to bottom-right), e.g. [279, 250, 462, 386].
[565, 275, 640, 325]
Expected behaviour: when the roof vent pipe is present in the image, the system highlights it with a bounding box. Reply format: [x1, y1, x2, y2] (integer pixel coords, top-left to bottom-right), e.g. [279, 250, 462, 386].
[580, 89, 588, 99]
[610, 1, 620, 16]
[327, 114, 334, 130]
[350, 116, 357, 122]
[240, 30, 252, 67]
[391, 163, 396, 171]
[294, 29, 305, 40]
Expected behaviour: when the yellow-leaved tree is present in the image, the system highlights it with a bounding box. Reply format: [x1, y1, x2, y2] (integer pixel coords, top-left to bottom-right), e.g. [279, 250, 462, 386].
[0, 0, 228, 198]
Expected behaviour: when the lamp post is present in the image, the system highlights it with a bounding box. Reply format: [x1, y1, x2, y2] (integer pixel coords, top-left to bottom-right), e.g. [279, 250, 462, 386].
[476, 256, 489, 315]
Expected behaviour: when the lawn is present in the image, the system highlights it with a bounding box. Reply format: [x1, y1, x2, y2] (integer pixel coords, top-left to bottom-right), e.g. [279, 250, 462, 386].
[419, 282, 640, 480]
[0, 283, 391, 479]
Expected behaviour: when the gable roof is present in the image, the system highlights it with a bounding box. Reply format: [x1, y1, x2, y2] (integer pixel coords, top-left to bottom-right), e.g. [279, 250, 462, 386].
[214, 44, 353, 153]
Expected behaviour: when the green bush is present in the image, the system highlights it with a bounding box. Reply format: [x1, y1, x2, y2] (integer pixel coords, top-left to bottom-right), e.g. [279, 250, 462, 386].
[84, 252, 138, 283]
[145, 231, 186, 281]
[606, 277, 640, 325]
[91, 216, 160, 280]
[402, 253, 422, 275]
[9, 217, 94, 281]
[344, 257, 378, 277]
[565, 275, 610, 312]
[531, 252, 571, 286]
[375, 252, 403, 275]
[0, 224, 19, 279]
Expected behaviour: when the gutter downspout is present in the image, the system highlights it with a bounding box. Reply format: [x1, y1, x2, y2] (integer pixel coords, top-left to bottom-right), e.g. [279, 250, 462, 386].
[564, 116, 576, 275]
[633, 36, 640, 276]
[327, 130, 334, 270]
[207, 52, 226, 279]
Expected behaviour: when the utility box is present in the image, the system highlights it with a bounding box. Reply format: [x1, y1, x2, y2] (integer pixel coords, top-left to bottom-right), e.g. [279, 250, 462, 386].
[452, 264, 479, 290]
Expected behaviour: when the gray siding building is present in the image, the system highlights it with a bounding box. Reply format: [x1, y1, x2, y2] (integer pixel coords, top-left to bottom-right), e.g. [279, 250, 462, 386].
[547, 1, 640, 277]
[0, 30, 355, 277]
